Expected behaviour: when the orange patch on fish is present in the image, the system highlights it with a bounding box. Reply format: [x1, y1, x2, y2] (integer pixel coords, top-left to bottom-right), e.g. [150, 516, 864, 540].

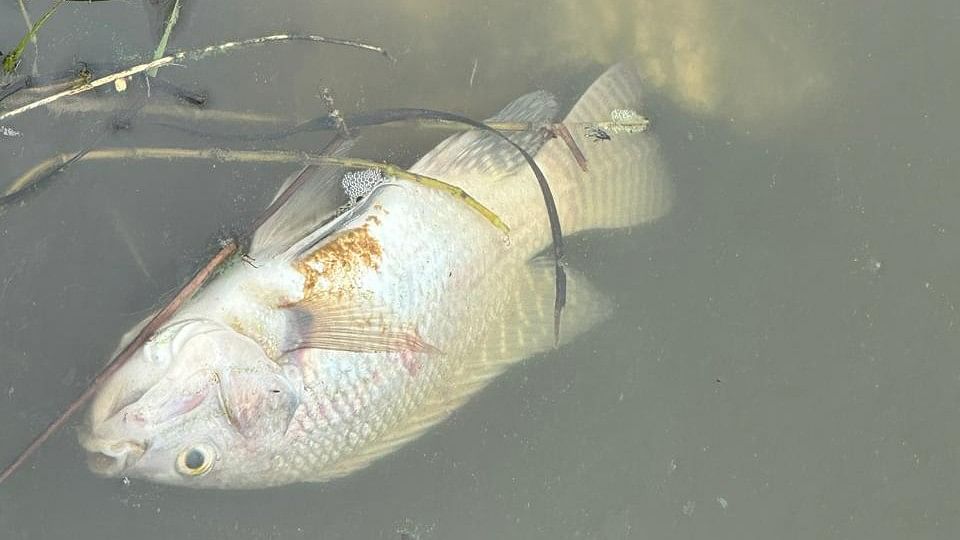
[294, 225, 382, 298]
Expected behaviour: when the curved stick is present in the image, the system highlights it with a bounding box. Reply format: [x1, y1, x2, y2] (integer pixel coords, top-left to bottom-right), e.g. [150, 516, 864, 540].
[0, 240, 238, 485]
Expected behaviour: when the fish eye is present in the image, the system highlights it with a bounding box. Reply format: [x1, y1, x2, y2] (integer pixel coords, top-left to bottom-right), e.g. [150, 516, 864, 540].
[176, 444, 215, 476]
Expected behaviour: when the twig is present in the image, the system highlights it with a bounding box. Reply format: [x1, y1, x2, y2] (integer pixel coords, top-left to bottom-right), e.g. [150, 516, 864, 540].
[0, 63, 201, 108]
[548, 123, 588, 172]
[152, 109, 646, 168]
[3, 146, 509, 233]
[0, 239, 238, 486]
[48, 99, 284, 125]
[3, 76, 646, 142]
[0, 33, 393, 121]
[468, 58, 478, 88]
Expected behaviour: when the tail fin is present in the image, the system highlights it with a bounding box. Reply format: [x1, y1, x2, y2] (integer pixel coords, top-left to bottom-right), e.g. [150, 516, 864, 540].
[538, 63, 674, 234]
[407, 63, 672, 247]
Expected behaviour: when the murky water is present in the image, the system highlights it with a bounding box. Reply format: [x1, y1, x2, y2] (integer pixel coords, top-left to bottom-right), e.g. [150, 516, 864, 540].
[1, 0, 958, 538]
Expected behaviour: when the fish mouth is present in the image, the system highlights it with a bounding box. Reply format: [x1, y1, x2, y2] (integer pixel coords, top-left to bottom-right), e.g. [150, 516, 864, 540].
[81, 436, 146, 477]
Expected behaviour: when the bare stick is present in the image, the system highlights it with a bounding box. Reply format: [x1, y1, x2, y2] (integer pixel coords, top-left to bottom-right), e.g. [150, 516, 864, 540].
[12, 97, 285, 126]
[0, 33, 393, 122]
[0, 240, 238, 486]
[3, 85, 648, 141]
[4, 146, 509, 233]
[549, 123, 588, 172]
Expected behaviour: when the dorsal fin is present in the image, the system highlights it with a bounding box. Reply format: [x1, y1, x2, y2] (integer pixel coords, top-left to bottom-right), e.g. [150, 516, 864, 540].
[249, 139, 355, 259]
[409, 90, 559, 180]
[319, 261, 611, 480]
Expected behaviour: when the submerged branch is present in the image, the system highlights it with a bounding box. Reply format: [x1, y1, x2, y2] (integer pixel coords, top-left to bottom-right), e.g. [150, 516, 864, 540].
[0, 33, 393, 121]
[3, 146, 509, 233]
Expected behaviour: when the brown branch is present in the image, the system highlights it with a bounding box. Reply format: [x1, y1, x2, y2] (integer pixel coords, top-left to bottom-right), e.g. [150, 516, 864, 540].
[0, 240, 238, 485]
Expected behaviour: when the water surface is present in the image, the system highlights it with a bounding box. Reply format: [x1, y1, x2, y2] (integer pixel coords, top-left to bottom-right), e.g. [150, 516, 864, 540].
[1, 1, 958, 538]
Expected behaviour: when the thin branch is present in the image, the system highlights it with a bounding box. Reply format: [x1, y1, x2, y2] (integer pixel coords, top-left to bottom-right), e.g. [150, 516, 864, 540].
[3, 146, 509, 233]
[1, 69, 82, 105]
[548, 123, 588, 172]
[50, 99, 287, 126]
[0, 239, 239, 486]
[4, 78, 645, 144]
[146, 109, 654, 176]
[2, 68, 206, 109]
[0, 33, 393, 122]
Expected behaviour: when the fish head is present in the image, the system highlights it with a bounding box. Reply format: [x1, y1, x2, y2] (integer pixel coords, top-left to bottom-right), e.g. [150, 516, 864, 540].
[80, 318, 301, 488]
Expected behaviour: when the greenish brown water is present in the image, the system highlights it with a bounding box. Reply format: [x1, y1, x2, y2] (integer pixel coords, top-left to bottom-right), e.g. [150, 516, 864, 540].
[1, 1, 959, 538]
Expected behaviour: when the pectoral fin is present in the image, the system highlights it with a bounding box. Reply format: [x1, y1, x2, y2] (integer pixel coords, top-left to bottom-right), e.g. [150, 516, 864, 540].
[282, 295, 438, 355]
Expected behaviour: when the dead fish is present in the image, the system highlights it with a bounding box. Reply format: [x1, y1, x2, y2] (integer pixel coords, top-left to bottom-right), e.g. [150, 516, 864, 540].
[79, 63, 673, 488]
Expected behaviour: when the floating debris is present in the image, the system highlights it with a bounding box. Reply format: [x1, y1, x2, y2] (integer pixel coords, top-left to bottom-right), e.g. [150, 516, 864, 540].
[582, 108, 649, 142]
[0, 125, 22, 138]
[610, 108, 644, 125]
[597, 108, 650, 135]
[585, 125, 611, 142]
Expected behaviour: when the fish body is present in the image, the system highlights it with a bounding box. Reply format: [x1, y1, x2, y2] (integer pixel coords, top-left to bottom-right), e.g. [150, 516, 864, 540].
[80, 64, 673, 488]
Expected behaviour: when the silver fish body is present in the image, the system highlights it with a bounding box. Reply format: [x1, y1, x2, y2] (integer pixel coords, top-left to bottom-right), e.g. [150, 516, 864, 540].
[80, 63, 673, 488]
